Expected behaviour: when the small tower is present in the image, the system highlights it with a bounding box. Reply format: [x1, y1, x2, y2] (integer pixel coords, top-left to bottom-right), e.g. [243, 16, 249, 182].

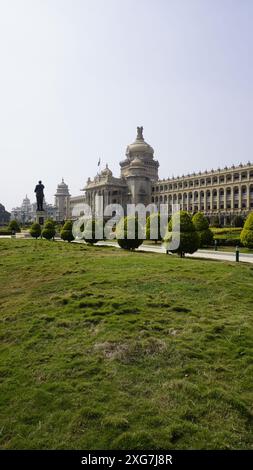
[55, 178, 71, 222]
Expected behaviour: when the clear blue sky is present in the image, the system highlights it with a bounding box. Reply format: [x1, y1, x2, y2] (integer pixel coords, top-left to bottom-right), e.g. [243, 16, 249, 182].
[0, 0, 253, 210]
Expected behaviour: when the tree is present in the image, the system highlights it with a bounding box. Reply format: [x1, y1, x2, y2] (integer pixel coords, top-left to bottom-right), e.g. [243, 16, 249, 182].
[116, 216, 144, 250]
[83, 218, 104, 244]
[233, 215, 245, 228]
[240, 212, 253, 248]
[146, 213, 162, 243]
[8, 220, 21, 233]
[42, 219, 56, 240]
[30, 222, 41, 239]
[192, 212, 213, 247]
[166, 211, 200, 257]
[61, 220, 74, 243]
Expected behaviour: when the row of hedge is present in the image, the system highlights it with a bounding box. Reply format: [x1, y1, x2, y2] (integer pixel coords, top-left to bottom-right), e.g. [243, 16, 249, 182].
[211, 227, 242, 247]
[29, 220, 75, 242]
[17, 211, 253, 255]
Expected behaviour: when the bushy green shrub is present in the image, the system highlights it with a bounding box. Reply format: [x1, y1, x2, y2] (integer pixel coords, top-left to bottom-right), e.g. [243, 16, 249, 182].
[223, 238, 242, 247]
[0, 228, 12, 235]
[240, 213, 253, 248]
[61, 220, 74, 243]
[30, 222, 41, 239]
[83, 219, 104, 244]
[8, 220, 21, 234]
[42, 220, 56, 240]
[165, 211, 200, 257]
[192, 212, 213, 247]
[116, 216, 144, 250]
[146, 212, 167, 243]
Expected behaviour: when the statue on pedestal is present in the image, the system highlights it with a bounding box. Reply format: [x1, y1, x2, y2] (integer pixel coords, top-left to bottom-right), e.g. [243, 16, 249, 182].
[137, 126, 144, 140]
[34, 180, 45, 211]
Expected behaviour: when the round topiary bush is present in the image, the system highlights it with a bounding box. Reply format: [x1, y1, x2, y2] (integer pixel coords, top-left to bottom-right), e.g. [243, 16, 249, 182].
[146, 212, 163, 243]
[240, 212, 253, 248]
[8, 220, 21, 234]
[116, 216, 144, 250]
[30, 222, 41, 239]
[192, 212, 213, 247]
[42, 220, 56, 240]
[61, 220, 74, 243]
[82, 218, 104, 244]
[165, 211, 200, 257]
[42, 228, 54, 240]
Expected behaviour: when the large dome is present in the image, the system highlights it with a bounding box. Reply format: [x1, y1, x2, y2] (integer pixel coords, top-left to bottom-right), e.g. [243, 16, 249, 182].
[126, 126, 154, 158]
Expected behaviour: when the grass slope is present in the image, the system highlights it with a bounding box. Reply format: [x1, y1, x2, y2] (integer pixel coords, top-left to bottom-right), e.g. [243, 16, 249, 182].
[0, 239, 253, 450]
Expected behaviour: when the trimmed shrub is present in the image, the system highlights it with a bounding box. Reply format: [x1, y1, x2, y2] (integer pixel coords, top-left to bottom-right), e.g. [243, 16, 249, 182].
[42, 228, 54, 240]
[83, 218, 104, 244]
[116, 216, 144, 250]
[240, 213, 253, 248]
[30, 222, 41, 239]
[223, 238, 242, 247]
[146, 213, 163, 243]
[0, 230, 12, 235]
[42, 220, 56, 240]
[192, 212, 213, 247]
[61, 220, 74, 243]
[166, 211, 200, 257]
[8, 220, 21, 234]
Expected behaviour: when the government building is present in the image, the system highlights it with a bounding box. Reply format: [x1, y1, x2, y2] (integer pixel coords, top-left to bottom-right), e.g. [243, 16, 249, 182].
[70, 127, 253, 226]
[10, 127, 253, 226]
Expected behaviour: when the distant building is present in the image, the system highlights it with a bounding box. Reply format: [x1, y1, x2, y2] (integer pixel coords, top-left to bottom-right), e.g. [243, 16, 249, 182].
[11, 195, 33, 223]
[0, 203, 11, 224]
[70, 127, 253, 225]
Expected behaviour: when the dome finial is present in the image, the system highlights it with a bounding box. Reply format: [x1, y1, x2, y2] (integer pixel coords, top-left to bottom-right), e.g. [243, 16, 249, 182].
[137, 126, 144, 140]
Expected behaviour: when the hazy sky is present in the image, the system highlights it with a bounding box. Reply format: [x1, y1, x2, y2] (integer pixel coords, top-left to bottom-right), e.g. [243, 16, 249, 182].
[0, 0, 253, 210]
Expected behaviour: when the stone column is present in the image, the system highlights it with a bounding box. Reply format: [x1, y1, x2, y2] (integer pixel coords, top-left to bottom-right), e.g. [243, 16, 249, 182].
[204, 190, 207, 212]
[238, 186, 242, 210]
[247, 184, 250, 210]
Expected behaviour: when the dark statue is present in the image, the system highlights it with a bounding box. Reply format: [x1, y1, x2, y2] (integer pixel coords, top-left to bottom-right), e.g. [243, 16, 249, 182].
[137, 126, 143, 140]
[34, 180, 45, 211]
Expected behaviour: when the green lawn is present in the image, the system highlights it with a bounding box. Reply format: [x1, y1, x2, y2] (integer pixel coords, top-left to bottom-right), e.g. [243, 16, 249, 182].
[0, 239, 253, 450]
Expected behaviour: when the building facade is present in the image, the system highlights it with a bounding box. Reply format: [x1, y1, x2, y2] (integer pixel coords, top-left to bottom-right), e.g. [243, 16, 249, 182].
[0, 203, 10, 224]
[153, 164, 253, 225]
[70, 127, 253, 225]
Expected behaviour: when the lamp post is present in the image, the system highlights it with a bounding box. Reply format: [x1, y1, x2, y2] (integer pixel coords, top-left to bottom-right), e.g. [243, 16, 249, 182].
[235, 245, 240, 262]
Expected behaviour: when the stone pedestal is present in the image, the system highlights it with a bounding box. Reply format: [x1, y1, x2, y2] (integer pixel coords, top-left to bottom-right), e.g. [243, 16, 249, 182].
[36, 210, 45, 226]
